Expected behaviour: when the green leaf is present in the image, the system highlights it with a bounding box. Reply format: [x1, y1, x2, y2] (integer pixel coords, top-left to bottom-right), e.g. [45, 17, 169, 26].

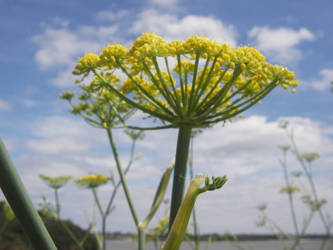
[140, 161, 174, 229]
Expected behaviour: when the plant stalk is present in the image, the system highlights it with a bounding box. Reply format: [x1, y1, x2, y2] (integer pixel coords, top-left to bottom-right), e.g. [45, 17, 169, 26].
[0, 137, 57, 250]
[55, 189, 60, 218]
[169, 126, 192, 231]
[106, 129, 146, 250]
[281, 151, 300, 239]
[189, 137, 200, 250]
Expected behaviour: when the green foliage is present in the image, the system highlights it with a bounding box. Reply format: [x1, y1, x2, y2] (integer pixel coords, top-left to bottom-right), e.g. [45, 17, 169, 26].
[0, 201, 98, 250]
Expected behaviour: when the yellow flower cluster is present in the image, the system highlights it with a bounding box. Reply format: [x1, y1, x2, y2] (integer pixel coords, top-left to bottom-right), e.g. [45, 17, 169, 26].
[75, 174, 109, 188]
[39, 174, 71, 189]
[73, 53, 101, 76]
[300, 152, 320, 163]
[150, 216, 169, 234]
[72, 33, 298, 127]
[280, 185, 300, 194]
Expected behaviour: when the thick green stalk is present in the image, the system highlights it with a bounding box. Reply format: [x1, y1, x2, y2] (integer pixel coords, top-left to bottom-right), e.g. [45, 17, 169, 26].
[163, 175, 206, 250]
[0, 137, 57, 250]
[138, 228, 146, 250]
[169, 126, 192, 231]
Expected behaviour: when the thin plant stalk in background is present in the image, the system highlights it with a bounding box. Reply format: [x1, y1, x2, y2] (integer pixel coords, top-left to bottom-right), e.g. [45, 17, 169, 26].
[256, 122, 332, 250]
[74, 173, 112, 250]
[281, 122, 333, 250]
[60, 88, 172, 250]
[39, 174, 89, 250]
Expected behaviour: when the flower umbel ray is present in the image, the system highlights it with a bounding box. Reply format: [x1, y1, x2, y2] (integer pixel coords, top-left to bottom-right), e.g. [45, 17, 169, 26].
[73, 32, 298, 128]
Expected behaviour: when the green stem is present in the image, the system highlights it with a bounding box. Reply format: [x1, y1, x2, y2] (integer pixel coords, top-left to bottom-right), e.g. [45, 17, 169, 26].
[106, 129, 146, 250]
[169, 126, 192, 231]
[53, 186, 84, 250]
[106, 129, 139, 225]
[60, 220, 85, 250]
[102, 217, 106, 250]
[0, 138, 57, 250]
[189, 138, 200, 250]
[138, 228, 146, 250]
[54, 189, 60, 218]
[280, 151, 300, 244]
[288, 131, 332, 237]
[92, 188, 106, 250]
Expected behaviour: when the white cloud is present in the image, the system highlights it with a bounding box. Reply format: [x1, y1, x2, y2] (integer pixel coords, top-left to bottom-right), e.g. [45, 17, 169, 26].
[33, 10, 238, 88]
[33, 23, 120, 70]
[130, 9, 238, 46]
[248, 26, 315, 63]
[26, 137, 89, 154]
[30, 115, 102, 139]
[32, 23, 119, 87]
[127, 165, 162, 180]
[0, 99, 11, 111]
[96, 10, 129, 21]
[148, 0, 179, 9]
[50, 67, 77, 87]
[308, 68, 333, 91]
[16, 113, 333, 233]
[193, 115, 333, 177]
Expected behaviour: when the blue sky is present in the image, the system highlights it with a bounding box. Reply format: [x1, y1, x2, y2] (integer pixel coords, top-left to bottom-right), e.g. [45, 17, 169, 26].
[0, 0, 333, 234]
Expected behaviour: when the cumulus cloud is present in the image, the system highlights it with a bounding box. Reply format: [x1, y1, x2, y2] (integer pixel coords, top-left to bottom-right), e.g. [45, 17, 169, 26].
[32, 22, 119, 87]
[33, 10, 238, 88]
[308, 68, 333, 91]
[26, 137, 89, 154]
[130, 9, 238, 46]
[96, 10, 129, 21]
[192, 115, 333, 178]
[248, 26, 315, 63]
[33, 22, 119, 70]
[148, 0, 179, 9]
[17, 113, 333, 233]
[0, 99, 11, 111]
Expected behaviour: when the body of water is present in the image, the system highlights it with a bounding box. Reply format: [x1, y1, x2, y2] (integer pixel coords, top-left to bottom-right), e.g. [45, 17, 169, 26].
[106, 239, 333, 250]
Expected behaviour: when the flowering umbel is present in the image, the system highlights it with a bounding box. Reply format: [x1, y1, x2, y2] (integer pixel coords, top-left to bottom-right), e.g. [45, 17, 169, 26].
[74, 174, 109, 189]
[72, 33, 298, 128]
[39, 174, 71, 190]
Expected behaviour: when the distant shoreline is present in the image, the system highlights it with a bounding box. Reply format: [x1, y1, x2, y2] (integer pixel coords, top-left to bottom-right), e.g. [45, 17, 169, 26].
[105, 233, 331, 241]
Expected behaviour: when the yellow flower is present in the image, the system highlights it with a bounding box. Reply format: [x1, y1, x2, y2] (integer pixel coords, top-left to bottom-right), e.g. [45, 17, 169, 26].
[72, 33, 298, 128]
[73, 53, 101, 76]
[39, 174, 71, 189]
[280, 185, 300, 194]
[75, 174, 109, 188]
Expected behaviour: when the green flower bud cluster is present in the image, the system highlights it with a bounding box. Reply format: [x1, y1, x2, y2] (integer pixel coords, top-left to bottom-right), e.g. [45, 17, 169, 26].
[59, 72, 134, 129]
[201, 175, 228, 192]
[39, 174, 71, 190]
[302, 195, 327, 211]
[280, 185, 300, 194]
[300, 152, 320, 163]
